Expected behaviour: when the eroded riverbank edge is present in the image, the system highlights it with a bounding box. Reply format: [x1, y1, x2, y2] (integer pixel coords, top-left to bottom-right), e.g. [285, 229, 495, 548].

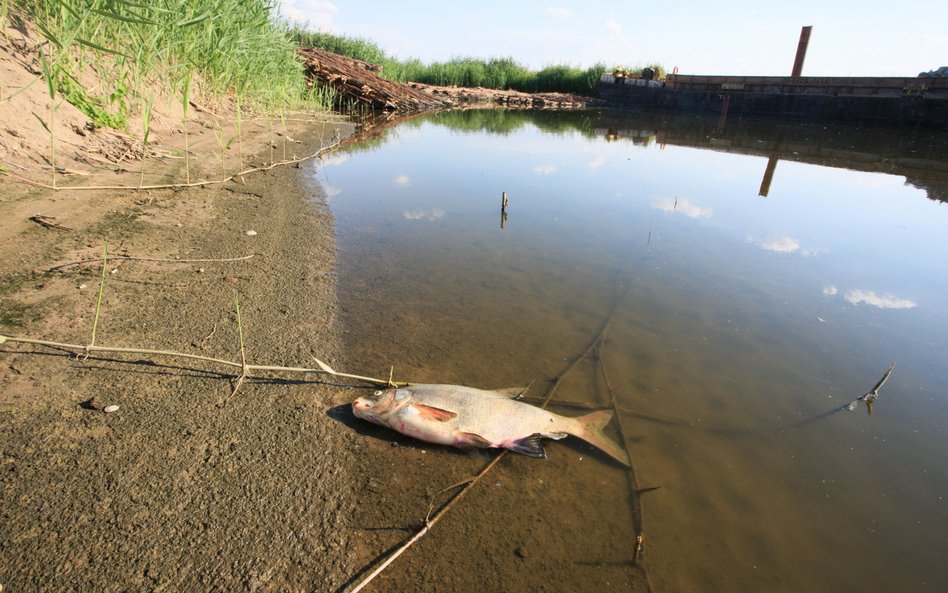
[0, 119, 381, 592]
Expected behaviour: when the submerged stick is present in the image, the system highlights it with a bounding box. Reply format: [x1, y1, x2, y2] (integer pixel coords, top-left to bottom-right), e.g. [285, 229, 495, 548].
[794, 362, 897, 427]
[596, 339, 656, 593]
[845, 362, 896, 415]
[347, 454, 506, 593]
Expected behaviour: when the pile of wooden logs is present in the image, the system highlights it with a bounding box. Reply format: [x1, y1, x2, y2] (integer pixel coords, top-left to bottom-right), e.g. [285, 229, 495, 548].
[407, 82, 601, 109]
[300, 48, 449, 112]
[300, 48, 601, 113]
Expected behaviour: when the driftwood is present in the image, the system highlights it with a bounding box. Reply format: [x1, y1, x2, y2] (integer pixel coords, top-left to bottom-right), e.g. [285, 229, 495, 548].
[300, 48, 450, 113]
[408, 82, 602, 110]
[299, 49, 600, 113]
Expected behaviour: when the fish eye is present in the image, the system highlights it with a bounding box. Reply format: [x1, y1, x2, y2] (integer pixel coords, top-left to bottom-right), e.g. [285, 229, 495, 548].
[373, 390, 383, 396]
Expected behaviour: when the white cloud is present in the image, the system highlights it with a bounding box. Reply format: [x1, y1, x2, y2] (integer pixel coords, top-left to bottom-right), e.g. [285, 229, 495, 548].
[651, 196, 711, 219]
[323, 184, 342, 198]
[844, 290, 917, 310]
[823, 285, 838, 296]
[533, 164, 557, 175]
[757, 235, 800, 254]
[403, 209, 445, 221]
[605, 18, 623, 34]
[747, 235, 824, 256]
[393, 175, 411, 187]
[588, 154, 606, 170]
[278, 1, 338, 29]
[546, 7, 572, 18]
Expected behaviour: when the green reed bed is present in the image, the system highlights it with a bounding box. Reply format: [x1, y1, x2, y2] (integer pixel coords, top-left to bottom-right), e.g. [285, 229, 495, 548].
[18, 0, 330, 130]
[8, 0, 334, 188]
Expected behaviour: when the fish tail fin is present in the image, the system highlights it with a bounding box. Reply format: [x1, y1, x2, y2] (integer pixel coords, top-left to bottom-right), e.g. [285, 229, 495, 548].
[574, 410, 631, 467]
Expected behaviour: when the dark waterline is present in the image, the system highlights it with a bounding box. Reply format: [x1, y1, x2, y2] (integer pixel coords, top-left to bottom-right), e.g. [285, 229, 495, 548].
[313, 109, 948, 593]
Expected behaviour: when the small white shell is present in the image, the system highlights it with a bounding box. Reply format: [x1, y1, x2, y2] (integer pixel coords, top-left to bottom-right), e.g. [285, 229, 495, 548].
[245, 230, 257, 236]
[103, 404, 120, 413]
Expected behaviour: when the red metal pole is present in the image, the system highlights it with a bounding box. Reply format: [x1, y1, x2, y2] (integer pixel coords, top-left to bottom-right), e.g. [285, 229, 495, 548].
[791, 26, 812, 77]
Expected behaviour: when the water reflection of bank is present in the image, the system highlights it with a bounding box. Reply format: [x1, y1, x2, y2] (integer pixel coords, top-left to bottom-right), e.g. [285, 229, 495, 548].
[342, 108, 948, 203]
[591, 110, 948, 202]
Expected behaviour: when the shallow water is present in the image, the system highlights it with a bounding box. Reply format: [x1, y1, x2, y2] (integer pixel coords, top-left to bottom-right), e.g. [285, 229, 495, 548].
[314, 109, 948, 593]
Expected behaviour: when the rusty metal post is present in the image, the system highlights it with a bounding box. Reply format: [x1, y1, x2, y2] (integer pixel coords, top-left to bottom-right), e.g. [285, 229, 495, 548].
[791, 26, 812, 77]
[758, 155, 779, 197]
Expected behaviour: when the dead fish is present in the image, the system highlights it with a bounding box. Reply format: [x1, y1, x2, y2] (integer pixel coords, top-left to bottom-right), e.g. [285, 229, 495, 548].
[352, 384, 630, 466]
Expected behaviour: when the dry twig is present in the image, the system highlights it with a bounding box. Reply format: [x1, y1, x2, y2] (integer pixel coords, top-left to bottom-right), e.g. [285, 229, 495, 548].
[0, 334, 398, 388]
[47, 253, 255, 273]
[4, 139, 342, 192]
[29, 214, 73, 231]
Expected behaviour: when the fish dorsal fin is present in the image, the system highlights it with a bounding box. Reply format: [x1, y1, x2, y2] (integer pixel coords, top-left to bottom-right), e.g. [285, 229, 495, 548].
[508, 433, 547, 459]
[493, 386, 529, 399]
[412, 403, 457, 422]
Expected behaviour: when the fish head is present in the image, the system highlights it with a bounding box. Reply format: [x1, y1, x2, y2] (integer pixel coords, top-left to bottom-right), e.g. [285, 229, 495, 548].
[352, 387, 413, 425]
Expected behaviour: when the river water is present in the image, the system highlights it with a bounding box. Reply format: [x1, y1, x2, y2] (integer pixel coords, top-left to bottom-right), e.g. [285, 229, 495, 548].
[313, 109, 947, 593]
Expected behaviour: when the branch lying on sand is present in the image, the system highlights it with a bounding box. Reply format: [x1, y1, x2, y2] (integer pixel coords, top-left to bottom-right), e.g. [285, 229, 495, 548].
[29, 214, 73, 231]
[3, 139, 342, 192]
[0, 334, 398, 388]
[47, 254, 256, 273]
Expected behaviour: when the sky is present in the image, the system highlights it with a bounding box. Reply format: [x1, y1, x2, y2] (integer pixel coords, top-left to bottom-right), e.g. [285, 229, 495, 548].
[277, 1, 947, 76]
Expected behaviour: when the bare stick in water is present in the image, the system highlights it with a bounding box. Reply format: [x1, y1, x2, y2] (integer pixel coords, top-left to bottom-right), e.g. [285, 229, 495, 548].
[845, 362, 896, 415]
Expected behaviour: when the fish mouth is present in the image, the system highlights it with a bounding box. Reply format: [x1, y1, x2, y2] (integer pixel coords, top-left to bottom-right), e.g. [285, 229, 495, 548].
[352, 398, 372, 413]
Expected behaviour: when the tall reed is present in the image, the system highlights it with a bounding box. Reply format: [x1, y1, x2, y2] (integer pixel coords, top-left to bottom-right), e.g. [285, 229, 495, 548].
[138, 91, 153, 190]
[18, 0, 333, 139]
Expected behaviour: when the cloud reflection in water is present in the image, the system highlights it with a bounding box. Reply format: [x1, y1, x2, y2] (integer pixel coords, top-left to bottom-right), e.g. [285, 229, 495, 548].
[651, 196, 712, 219]
[403, 209, 446, 221]
[844, 289, 918, 309]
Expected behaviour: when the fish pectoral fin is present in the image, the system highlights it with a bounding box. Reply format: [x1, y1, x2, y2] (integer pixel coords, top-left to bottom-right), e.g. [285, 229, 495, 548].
[457, 432, 493, 449]
[508, 433, 547, 459]
[412, 403, 457, 422]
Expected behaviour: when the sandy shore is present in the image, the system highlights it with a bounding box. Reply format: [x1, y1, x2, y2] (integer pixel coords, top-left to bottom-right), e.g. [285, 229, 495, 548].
[0, 100, 375, 590]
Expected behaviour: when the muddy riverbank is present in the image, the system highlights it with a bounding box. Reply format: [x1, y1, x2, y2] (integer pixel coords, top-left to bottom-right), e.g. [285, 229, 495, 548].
[0, 110, 381, 590]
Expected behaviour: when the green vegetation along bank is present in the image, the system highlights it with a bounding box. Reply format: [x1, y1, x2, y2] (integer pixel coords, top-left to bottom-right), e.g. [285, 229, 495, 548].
[14, 0, 332, 132]
[290, 29, 664, 97]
